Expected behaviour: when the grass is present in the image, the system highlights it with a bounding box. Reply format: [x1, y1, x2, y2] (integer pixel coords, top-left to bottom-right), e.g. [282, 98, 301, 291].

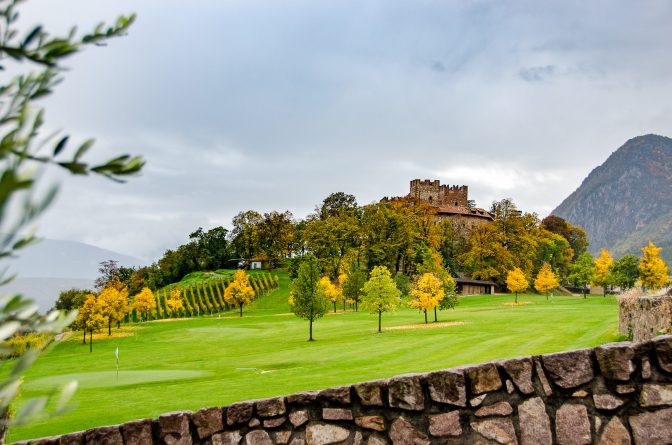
[6, 272, 619, 442]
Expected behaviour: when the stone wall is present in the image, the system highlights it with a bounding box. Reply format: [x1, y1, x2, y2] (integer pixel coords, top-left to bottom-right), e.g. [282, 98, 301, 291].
[619, 295, 672, 342]
[16, 335, 672, 445]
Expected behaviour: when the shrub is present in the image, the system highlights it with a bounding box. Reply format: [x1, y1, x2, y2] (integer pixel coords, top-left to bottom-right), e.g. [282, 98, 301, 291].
[2, 333, 55, 359]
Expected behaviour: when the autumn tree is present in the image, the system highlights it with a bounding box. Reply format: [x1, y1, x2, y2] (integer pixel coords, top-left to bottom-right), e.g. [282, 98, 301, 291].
[259, 211, 295, 268]
[224, 270, 256, 317]
[132, 287, 157, 321]
[165, 288, 184, 317]
[361, 266, 401, 333]
[639, 242, 670, 290]
[289, 255, 329, 341]
[417, 247, 458, 321]
[568, 252, 595, 298]
[341, 260, 368, 312]
[320, 277, 343, 313]
[77, 295, 107, 352]
[541, 215, 588, 261]
[534, 262, 559, 300]
[592, 248, 614, 296]
[409, 273, 444, 324]
[506, 267, 528, 304]
[610, 254, 640, 290]
[231, 210, 263, 259]
[98, 285, 130, 335]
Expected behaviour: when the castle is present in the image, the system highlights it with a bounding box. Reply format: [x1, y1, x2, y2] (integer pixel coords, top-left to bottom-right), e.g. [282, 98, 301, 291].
[392, 179, 493, 231]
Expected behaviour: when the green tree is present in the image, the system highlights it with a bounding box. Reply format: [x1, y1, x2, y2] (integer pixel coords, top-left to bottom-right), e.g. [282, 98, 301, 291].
[568, 252, 595, 298]
[610, 254, 639, 290]
[506, 267, 528, 304]
[289, 256, 329, 341]
[53, 288, 91, 312]
[361, 266, 402, 332]
[259, 211, 295, 268]
[0, 1, 142, 435]
[231, 210, 263, 259]
[341, 259, 367, 311]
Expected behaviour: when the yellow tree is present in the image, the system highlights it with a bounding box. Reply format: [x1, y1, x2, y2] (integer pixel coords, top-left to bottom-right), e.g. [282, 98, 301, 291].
[225, 270, 256, 317]
[166, 288, 184, 317]
[77, 294, 107, 352]
[338, 273, 349, 310]
[506, 267, 528, 304]
[361, 266, 401, 332]
[133, 287, 157, 322]
[409, 273, 444, 324]
[640, 242, 670, 290]
[320, 276, 343, 313]
[534, 262, 559, 300]
[592, 248, 614, 296]
[98, 285, 130, 335]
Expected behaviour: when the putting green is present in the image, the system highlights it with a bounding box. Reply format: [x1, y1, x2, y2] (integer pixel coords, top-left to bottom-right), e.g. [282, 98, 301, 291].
[29, 370, 212, 390]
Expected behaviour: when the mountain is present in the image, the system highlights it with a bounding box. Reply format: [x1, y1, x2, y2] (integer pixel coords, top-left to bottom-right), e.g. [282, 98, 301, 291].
[553, 134, 672, 262]
[3, 239, 145, 311]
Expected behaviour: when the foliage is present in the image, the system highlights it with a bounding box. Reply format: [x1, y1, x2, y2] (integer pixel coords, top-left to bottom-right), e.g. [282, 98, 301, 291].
[541, 215, 588, 261]
[165, 288, 184, 317]
[610, 254, 640, 290]
[259, 211, 295, 268]
[224, 270, 255, 317]
[98, 285, 130, 334]
[639, 241, 670, 290]
[320, 277, 343, 312]
[341, 260, 367, 311]
[409, 273, 444, 323]
[1, 333, 53, 359]
[534, 262, 560, 299]
[132, 288, 156, 322]
[289, 256, 329, 341]
[361, 266, 401, 332]
[52, 289, 90, 312]
[231, 210, 263, 259]
[76, 295, 106, 352]
[506, 267, 528, 303]
[568, 252, 595, 298]
[592, 248, 614, 295]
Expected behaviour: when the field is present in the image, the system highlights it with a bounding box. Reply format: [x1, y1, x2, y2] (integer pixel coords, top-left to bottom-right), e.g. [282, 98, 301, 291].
[7, 272, 619, 442]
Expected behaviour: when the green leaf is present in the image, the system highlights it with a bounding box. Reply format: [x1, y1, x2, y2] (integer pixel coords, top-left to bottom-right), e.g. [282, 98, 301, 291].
[22, 25, 42, 48]
[53, 135, 69, 156]
[74, 138, 94, 161]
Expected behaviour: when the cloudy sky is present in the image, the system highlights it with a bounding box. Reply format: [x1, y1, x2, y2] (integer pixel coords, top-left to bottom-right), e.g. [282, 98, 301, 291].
[15, 0, 672, 262]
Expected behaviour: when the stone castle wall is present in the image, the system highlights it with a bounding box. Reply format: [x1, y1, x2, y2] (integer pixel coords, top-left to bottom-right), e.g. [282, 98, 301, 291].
[409, 180, 468, 207]
[17, 335, 672, 445]
[619, 295, 672, 342]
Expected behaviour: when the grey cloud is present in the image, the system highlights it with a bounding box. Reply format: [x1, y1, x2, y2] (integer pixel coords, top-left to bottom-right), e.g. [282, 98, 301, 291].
[519, 65, 557, 82]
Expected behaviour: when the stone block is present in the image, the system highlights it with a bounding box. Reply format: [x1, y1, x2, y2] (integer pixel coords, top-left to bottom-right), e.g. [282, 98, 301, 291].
[158, 411, 192, 445]
[426, 369, 467, 407]
[467, 364, 502, 395]
[389, 417, 430, 445]
[629, 407, 672, 445]
[192, 407, 223, 439]
[641, 356, 652, 379]
[305, 423, 350, 445]
[518, 397, 551, 445]
[245, 430, 273, 445]
[597, 417, 631, 445]
[428, 411, 461, 437]
[289, 410, 309, 427]
[534, 359, 553, 396]
[388, 375, 425, 411]
[287, 391, 319, 405]
[227, 402, 254, 425]
[256, 397, 286, 417]
[501, 358, 534, 395]
[248, 418, 260, 428]
[366, 435, 386, 445]
[475, 401, 512, 417]
[354, 380, 386, 406]
[542, 349, 594, 388]
[555, 404, 590, 445]
[355, 416, 385, 431]
[593, 393, 624, 410]
[263, 416, 286, 428]
[84, 427, 123, 445]
[58, 432, 85, 445]
[470, 417, 517, 445]
[212, 431, 242, 445]
[654, 335, 672, 373]
[595, 342, 635, 381]
[639, 384, 672, 407]
[120, 419, 153, 445]
[275, 431, 292, 445]
[322, 408, 353, 420]
[319, 386, 351, 404]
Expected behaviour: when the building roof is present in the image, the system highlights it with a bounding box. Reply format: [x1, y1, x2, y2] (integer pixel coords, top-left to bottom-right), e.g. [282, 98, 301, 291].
[455, 278, 496, 286]
[436, 205, 494, 220]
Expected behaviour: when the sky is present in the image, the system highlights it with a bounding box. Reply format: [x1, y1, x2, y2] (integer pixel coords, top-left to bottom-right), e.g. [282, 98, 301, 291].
[13, 0, 672, 262]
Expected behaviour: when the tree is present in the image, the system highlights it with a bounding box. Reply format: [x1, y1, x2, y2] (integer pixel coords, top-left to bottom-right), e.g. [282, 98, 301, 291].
[361, 266, 401, 332]
[416, 247, 458, 321]
[409, 273, 444, 324]
[95, 260, 124, 291]
[592, 248, 614, 296]
[231, 210, 263, 259]
[53, 288, 91, 312]
[534, 262, 559, 300]
[98, 285, 130, 335]
[259, 211, 295, 268]
[506, 267, 528, 304]
[341, 260, 367, 312]
[132, 287, 157, 322]
[289, 255, 329, 341]
[165, 288, 184, 317]
[639, 242, 670, 290]
[568, 252, 595, 298]
[610, 254, 640, 290]
[224, 270, 256, 317]
[0, 2, 142, 434]
[320, 277, 343, 313]
[541, 215, 588, 260]
[77, 295, 107, 352]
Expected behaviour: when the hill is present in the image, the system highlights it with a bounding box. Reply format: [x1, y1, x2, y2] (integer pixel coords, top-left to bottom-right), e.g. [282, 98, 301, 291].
[553, 134, 672, 262]
[3, 239, 145, 311]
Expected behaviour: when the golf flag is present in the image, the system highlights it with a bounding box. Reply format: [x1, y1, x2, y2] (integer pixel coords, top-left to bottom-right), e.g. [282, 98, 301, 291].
[115, 347, 119, 360]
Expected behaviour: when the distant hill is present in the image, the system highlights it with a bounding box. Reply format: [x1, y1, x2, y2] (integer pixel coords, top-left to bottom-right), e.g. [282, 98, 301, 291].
[553, 134, 672, 262]
[2, 238, 145, 311]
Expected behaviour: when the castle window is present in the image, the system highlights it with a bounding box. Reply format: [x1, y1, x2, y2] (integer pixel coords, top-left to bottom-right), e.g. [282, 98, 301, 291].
[454, 201, 458, 206]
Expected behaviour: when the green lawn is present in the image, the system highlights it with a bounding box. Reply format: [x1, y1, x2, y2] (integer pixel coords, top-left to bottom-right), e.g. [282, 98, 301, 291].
[7, 273, 619, 442]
